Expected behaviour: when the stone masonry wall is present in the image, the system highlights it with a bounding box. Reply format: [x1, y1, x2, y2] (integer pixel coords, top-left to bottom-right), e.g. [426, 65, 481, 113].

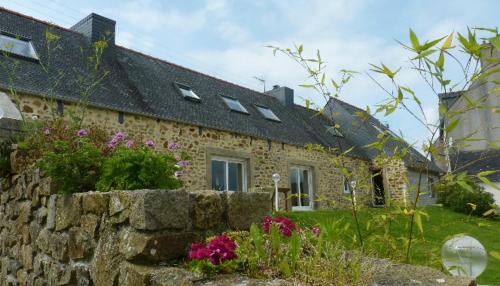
[0, 165, 271, 286]
[6, 92, 388, 208]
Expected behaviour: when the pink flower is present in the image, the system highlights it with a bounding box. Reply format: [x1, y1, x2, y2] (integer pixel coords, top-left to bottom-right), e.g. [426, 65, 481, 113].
[175, 171, 183, 178]
[145, 139, 155, 148]
[76, 129, 88, 137]
[177, 160, 189, 167]
[43, 127, 50, 136]
[188, 243, 211, 260]
[311, 226, 321, 237]
[114, 131, 125, 141]
[188, 235, 237, 265]
[125, 140, 134, 148]
[262, 216, 297, 237]
[175, 155, 182, 161]
[167, 142, 180, 151]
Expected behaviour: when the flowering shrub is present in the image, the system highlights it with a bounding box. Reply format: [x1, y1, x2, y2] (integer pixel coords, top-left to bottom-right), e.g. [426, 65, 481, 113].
[188, 235, 239, 275]
[16, 119, 190, 193]
[96, 132, 188, 192]
[262, 216, 297, 236]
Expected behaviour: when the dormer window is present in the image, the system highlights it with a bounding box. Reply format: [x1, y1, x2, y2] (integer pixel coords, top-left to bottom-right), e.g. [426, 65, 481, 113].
[174, 82, 200, 101]
[255, 105, 280, 122]
[0, 32, 38, 60]
[221, 96, 248, 114]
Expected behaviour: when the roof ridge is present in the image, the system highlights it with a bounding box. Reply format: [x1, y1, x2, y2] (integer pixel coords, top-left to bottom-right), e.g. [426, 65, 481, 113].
[116, 45, 285, 102]
[0, 6, 81, 35]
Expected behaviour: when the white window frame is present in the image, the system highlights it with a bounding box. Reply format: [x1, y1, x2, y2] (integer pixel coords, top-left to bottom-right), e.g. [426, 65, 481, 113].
[211, 156, 247, 192]
[289, 166, 314, 211]
[0, 33, 39, 60]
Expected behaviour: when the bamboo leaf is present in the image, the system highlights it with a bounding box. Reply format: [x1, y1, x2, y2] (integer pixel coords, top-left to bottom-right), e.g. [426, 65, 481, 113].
[491, 251, 500, 260]
[442, 33, 454, 49]
[445, 119, 460, 134]
[491, 36, 500, 51]
[409, 29, 420, 51]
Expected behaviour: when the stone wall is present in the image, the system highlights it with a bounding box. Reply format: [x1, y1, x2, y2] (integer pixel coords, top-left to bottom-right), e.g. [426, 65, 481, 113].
[5, 92, 387, 208]
[0, 166, 271, 285]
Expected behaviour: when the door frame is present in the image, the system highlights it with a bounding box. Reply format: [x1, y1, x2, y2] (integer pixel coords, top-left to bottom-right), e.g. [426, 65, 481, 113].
[371, 169, 386, 207]
[289, 165, 314, 211]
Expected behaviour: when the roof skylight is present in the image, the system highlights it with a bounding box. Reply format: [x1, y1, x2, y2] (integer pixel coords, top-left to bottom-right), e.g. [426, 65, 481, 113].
[221, 96, 248, 114]
[255, 105, 280, 122]
[0, 33, 38, 60]
[174, 82, 200, 101]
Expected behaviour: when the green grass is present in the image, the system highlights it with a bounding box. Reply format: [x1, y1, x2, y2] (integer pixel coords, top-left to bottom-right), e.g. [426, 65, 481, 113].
[279, 206, 500, 284]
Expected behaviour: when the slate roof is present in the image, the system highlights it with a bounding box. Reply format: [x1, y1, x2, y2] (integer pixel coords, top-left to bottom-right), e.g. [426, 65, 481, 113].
[325, 98, 442, 173]
[0, 8, 367, 158]
[450, 149, 500, 182]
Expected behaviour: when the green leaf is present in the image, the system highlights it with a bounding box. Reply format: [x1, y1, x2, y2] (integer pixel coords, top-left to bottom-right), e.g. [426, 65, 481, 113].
[491, 251, 500, 260]
[298, 44, 303, 54]
[491, 36, 500, 51]
[478, 176, 500, 190]
[421, 36, 446, 51]
[305, 99, 311, 109]
[477, 170, 499, 177]
[299, 84, 315, 88]
[412, 49, 437, 60]
[445, 119, 460, 134]
[278, 260, 292, 277]
[436, 51, 445, 71]
[415, 211, 424, 234]
[442, 33, 454, 49]
[331, 79, 339, 89]
[409, 29, 420, 51]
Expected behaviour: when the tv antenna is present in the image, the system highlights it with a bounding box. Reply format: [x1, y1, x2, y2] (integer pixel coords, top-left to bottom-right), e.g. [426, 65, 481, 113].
[253, 76, 266, 92]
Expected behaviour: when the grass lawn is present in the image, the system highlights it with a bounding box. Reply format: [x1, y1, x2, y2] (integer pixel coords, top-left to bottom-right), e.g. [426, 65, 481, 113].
[279, 206, 500, 284]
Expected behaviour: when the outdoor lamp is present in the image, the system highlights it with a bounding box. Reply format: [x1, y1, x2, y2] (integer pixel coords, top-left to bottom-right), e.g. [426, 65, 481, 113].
[272, 173, 281, 211]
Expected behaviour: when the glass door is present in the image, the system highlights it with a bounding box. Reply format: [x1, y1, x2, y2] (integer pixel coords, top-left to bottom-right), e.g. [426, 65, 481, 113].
[289, 166, 313, 210]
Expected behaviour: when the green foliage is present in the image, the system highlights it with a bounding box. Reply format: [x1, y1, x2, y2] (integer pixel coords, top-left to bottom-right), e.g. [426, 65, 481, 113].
[38, 138, 103, 194]
[96, 147, 183, 192]
[435, 174, 495, 216]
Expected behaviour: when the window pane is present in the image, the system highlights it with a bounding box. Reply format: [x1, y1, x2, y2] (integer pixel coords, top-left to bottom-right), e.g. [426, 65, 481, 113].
[343, 179, 350, 193]
[228, 162, 243, 191]
[222, 97, 248, 113]
[211, 160, 226, 191]
[256, 106, 280, 121]
[290, 168, 299, 207]
[300, 170, 310, 206]
[0, 34, 38, 59]
[179, 86, 200, 100]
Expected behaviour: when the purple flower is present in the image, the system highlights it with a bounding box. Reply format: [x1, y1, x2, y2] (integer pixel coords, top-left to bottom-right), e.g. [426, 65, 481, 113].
[125, 140, 134, 148]
[175, 155, 182, 161]
[188, 235, 237, 265]
[107, 142, 117, 149]
[177, 160, 189, 167]
[175, 171, 183, 178]
[145, 139, 155, 148]
[43, 127, 50, 136]
[76, 129, 88, 137]
[188, 243, 211, 261]
[167, 142, 180, 151]
[114, 131, 125, 141]
[311, 226, 321, 237]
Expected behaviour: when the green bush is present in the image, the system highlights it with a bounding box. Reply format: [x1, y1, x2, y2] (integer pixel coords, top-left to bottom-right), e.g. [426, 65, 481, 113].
[96, 147, 183, 192]
[435, 174, 495, 216]
[38, 138, 104, 193]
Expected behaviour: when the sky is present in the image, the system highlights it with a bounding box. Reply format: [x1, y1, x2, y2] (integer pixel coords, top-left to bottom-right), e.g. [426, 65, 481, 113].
[1, 0, 499, 150]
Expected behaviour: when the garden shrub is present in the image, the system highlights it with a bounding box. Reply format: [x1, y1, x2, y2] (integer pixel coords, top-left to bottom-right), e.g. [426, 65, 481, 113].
[96, 143, 186, 192]
[38, 138, 104, 193]
[435, 173, 495, 216]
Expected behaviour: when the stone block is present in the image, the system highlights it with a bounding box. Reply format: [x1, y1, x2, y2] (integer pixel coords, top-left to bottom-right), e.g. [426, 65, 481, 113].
[17, 200, 32, 223]
[55, 194, 81, 231]
[189, 190, 223, 230]
[129, 189, 189, 231]
[20, 244, 33, 270]
[39, 178, 56, 196]
[49, 232, 69, 262]
[82, 192, 110, 215]
[226, 191, 271, 230]
[80, 214, 100, 238]
[68, 227, 95, 260]
[35, 228, 51, 253]
[89, 223, 122, 286]
[109, 192, 132, 224]
[46, 195, 57, 230]
[150, 267, 202, 286]
[119, 228, 200, 263]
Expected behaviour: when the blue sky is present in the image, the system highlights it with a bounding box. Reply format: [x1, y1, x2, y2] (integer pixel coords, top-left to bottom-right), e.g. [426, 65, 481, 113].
[1, 0, 499, 149]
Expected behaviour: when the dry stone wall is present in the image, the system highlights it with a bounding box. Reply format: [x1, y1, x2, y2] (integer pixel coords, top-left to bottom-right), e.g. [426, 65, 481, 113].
[0, 166, 271, 285]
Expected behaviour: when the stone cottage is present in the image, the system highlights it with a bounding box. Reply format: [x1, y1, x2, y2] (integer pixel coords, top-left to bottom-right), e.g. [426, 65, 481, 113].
[0, 8, 440, 209]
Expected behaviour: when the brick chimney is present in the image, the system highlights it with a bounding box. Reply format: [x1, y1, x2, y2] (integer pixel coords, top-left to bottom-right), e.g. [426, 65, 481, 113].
[265, 85, 294, 106]
[71, 13, 115, 48]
